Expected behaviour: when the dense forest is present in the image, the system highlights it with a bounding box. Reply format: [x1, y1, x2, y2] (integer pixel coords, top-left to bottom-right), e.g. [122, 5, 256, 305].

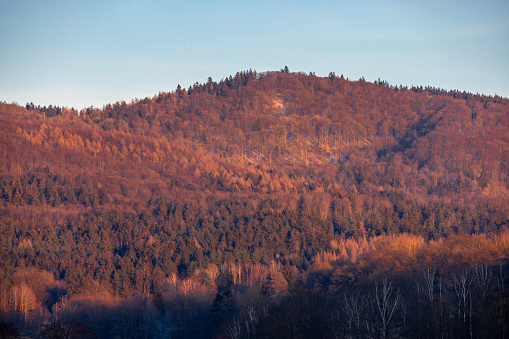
[1, 69, 508, 338]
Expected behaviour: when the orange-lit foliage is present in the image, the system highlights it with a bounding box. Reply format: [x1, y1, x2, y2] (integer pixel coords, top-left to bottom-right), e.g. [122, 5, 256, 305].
[312, 229, 509, 281]
[1, 70, 509, 336]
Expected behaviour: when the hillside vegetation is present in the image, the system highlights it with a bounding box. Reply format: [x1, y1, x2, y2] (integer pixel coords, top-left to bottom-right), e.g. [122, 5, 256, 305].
[1, 70, 508, 337]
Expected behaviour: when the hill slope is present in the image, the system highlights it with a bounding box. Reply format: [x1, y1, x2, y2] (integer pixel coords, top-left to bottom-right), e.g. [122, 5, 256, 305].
[1, 70, 509, 293]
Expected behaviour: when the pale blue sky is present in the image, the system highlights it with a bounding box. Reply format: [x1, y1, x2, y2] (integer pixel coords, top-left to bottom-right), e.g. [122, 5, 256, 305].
[1, 0, 508, 109]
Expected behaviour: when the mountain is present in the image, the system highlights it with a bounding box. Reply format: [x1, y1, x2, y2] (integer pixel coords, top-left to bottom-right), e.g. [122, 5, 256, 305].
[1, 70, 509, 337]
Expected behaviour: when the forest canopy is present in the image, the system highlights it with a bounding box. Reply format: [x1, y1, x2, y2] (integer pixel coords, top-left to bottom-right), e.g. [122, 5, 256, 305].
[1, 69, 508, 337]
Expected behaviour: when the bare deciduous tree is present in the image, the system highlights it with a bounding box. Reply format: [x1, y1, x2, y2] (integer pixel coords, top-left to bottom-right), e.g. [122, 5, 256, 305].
[452, 268, 472, 337]
[245, 306, 258, 338]
[370, 278, 402, 339]
[334, 290, 365, 337]
[225, 317, 242, 339]
[423, 267, 435, 303]
[472, 262, 492, 307]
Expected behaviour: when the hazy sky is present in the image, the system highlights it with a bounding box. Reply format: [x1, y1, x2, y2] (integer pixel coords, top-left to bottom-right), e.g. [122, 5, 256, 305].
[1, 0, 508, 109]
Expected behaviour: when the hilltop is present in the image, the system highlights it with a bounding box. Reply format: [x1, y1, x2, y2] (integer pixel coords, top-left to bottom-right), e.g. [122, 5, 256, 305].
[2, 69, 508, 225]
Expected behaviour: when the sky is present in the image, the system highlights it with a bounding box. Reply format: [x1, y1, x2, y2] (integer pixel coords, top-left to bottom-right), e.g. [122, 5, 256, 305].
[1, 0, 508, 109]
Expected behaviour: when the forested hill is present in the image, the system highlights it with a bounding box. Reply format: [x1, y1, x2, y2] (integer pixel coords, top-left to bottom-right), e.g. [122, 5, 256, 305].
[2, 69, 509, 337]
[4, 70, 509, 209]
[1, 69, 509, 291]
